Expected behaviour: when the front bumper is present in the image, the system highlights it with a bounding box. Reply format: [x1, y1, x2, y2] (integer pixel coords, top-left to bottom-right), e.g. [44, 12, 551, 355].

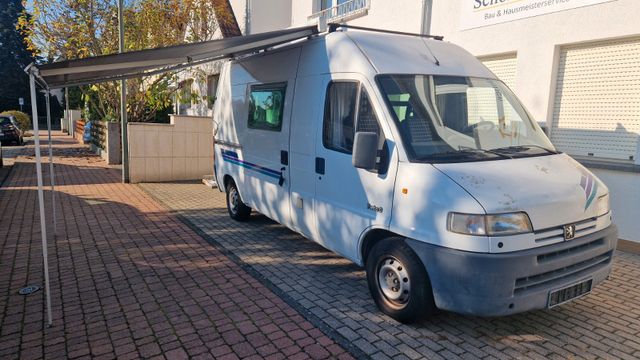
[406, 225, 618, 316]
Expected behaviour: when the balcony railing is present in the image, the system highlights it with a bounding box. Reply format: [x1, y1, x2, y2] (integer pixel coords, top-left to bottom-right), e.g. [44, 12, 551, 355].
[308, 0, 371, 29]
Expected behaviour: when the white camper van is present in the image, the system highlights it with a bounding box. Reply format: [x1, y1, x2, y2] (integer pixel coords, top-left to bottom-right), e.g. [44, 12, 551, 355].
[213, 25, 617, 323]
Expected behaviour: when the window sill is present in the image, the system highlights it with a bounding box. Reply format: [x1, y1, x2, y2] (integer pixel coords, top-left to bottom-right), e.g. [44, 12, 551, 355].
[573, 155, 640, 174]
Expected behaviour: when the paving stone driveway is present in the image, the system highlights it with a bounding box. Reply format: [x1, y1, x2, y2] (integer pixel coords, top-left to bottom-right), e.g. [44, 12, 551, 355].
[0, 135, 350, 360]
[141, 181, 640, 360]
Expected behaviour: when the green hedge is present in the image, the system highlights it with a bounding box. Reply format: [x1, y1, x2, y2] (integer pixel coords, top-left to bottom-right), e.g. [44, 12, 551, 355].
[0, 110, 31, 130]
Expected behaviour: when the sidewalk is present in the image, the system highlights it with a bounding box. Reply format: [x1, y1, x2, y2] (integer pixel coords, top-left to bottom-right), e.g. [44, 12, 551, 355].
[0, 133, 351, 360]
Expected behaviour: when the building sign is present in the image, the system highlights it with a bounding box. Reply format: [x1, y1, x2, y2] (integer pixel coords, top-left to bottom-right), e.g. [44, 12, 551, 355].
[460, 0, 616, 30]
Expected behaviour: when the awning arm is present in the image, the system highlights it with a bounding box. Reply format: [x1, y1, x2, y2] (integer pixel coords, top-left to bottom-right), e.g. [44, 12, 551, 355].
[26, 65, 54, 327]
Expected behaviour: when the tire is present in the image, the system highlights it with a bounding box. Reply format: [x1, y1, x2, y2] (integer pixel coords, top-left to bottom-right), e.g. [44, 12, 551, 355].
[366, 237, 436, 323]
[225, 179, 251, 221]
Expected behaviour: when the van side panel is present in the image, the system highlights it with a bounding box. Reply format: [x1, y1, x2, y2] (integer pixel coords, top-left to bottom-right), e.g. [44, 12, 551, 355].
[288, 74, 329, 238]
[216, 48, 301, 225]
[214, 62, 239, 189]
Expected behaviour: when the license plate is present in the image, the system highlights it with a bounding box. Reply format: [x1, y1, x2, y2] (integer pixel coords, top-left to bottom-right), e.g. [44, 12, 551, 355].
[548, 279, 593, 308]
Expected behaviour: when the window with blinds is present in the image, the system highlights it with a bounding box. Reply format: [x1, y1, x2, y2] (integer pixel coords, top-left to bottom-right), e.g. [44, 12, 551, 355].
[479, 53, 518, 90]
[550, 37, 640, 161]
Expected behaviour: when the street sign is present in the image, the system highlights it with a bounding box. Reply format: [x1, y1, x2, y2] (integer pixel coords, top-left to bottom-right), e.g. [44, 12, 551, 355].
[19, 98, 24, 105]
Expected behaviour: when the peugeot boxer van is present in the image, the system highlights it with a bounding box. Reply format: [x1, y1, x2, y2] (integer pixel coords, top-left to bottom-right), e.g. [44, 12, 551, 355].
[213, 25, 617, 323]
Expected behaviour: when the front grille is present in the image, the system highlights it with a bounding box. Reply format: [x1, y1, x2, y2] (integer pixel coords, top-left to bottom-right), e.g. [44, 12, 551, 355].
[534, 217, 598, 243]
[537, 239, 605, 263]
[514, 250, 612, 294]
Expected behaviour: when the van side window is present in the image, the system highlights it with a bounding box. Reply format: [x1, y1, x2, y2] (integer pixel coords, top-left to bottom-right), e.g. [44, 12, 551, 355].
[323, 82, 358, 153]
[356, 89, 381, 142]
[248, 82, 286, 131]
[323, 82, 382, 154]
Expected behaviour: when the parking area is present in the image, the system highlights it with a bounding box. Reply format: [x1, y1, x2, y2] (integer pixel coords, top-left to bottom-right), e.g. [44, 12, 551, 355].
[2, 133, 640, 360]
[140, 181, 640, 360]
[0, 134, 350, 360]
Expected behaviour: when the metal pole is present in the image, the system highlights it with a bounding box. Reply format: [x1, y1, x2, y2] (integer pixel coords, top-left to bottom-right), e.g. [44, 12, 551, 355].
[118, 0, 129, 183]
[65, 87, 70, 133]
[45, 90, 57, 236]
[29, 72, 53, 327]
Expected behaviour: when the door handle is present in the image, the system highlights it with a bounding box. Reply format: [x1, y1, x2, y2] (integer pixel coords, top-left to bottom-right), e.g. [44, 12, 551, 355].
[315, 157, 325, 175]
[278, 167, 286, 186]
[280, 150, 288, 165]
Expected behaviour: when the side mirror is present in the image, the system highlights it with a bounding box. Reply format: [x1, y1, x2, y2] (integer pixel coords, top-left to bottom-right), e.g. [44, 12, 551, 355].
[352, 132, 379, 171]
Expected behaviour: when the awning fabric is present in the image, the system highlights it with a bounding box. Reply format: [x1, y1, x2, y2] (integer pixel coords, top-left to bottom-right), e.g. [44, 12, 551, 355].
[35, 25, 318, 88]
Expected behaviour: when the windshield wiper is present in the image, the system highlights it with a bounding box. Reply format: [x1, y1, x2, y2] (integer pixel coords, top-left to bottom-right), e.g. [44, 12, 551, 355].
[492, 145, 558, 155]
[458, 146, 512, 159]
[415, 147, 509, 162]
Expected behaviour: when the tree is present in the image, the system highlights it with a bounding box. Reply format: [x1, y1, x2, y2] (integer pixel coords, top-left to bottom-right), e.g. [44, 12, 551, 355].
[20, 0, 231, 123]
[0, 0, 36, 113]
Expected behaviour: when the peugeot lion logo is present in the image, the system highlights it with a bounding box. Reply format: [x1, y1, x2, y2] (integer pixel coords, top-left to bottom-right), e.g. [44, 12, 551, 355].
[564, 224, 576, 240]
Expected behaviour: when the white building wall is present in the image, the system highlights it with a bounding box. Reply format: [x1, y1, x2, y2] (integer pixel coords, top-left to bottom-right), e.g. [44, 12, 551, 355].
[590, 168, 640, 242]
[248, 0, 292, 34]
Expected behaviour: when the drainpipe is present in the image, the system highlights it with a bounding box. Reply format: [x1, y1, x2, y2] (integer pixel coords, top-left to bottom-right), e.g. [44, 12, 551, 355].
[246, 0, 251, 35]
[420, 0, 432, 35]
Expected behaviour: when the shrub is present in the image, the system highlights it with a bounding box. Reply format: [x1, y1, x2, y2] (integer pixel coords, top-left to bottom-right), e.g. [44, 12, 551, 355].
[0, 110, 31, 130]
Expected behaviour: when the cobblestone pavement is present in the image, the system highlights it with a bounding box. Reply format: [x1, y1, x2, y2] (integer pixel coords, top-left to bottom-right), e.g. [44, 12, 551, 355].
[140, 181, 640, 360]
[0, 133, 351, 360]
[1, 138, 31, 184]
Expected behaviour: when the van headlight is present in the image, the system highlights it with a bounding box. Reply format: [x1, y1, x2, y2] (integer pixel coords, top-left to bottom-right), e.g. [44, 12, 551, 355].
[448, 212, 532, 236]
[597, 193, 610, 217]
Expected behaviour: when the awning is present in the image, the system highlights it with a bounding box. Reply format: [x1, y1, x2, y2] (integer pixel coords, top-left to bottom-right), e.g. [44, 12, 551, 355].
[24, 25, 319, 327]
[33, 25, 318, 88]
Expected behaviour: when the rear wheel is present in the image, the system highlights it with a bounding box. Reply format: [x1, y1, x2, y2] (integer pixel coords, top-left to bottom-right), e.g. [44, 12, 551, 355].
[225, 179, 251, 221]
[366, 237, 436, 323]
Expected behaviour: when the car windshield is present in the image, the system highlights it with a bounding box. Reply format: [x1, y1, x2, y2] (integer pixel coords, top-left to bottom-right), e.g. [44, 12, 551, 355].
[0, 117, 11, 126]
[377, 75, 556, 163]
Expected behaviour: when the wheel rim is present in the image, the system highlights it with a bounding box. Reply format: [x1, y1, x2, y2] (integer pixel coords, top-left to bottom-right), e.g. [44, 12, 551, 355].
[377, 256, 411, 305]
[229, 187, 239, 215]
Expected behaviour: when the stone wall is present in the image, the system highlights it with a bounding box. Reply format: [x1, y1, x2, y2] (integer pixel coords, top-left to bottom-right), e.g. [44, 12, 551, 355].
[128, 115, 213, 183]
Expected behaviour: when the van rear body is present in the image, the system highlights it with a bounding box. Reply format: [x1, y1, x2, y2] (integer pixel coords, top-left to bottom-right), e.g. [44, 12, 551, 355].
[213, 27, 616, 322]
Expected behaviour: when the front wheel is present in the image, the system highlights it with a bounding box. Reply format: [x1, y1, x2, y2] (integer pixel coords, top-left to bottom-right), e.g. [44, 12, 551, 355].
[366, 237, 436, 323]
[225, 180, 251, 221]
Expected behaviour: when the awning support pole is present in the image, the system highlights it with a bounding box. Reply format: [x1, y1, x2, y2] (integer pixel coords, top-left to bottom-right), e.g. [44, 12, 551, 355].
[118, 0, 129, 183]
[45, 90, 57, 235]
[29, 72, 53, 327]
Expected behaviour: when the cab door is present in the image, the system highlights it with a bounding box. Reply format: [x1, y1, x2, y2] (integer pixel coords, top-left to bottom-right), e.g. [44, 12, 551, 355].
[313, 74, 397, 263]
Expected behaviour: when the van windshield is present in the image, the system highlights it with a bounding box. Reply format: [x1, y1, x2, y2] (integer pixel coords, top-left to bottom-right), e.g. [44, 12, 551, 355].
[376, 75, 557, 163]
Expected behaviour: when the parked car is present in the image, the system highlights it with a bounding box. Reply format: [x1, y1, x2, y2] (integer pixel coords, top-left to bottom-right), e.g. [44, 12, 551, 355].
[213, 26, 617, 323]
[0, 115, 24, 145]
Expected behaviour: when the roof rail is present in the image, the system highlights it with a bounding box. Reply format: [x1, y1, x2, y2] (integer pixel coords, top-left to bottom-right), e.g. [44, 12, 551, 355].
[327, 23, 444, 41]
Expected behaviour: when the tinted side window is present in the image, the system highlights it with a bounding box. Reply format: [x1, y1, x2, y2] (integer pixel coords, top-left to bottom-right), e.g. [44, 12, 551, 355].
[323, 82, 358, 153]
[248, 82, 286, 131]
[356, 89, 381, 141]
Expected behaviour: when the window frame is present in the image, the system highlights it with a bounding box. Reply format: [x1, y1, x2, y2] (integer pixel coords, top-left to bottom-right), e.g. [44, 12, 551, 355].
[206, 74, 220, 109]
[247, 82, 287, 132]
[322, 80, 384, 156]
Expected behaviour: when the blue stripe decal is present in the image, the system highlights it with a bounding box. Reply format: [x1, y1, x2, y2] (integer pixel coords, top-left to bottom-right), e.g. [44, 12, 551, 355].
[221, 150, 281, 180]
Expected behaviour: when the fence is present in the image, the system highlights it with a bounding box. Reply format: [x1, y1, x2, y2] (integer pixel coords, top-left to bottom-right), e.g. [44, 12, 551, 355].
[91, 121, 106, 150]
[90, 121, 121, 165]
[74, 119, 85, 143]
[308, 0, 370, 29]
